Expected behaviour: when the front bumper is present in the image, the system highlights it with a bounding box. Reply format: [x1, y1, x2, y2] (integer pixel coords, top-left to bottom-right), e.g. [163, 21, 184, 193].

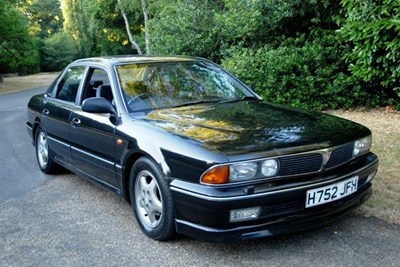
[170, 153, 378, 242]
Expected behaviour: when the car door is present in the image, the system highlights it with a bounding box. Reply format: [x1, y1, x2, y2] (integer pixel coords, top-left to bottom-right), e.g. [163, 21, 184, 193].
[41, 66, 86, 163]
[69, 67, 119, 188]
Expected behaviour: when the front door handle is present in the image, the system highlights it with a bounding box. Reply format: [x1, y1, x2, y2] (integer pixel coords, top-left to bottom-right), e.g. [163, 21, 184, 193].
[71, 117, 81, 127]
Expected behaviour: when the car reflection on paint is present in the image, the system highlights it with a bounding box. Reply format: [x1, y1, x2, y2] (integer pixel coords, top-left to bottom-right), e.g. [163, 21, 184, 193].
[26, 56, 379, 242]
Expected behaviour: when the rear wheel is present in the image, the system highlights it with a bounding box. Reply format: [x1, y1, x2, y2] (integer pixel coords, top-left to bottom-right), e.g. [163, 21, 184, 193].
[129, 157, 175, 241]
[35, 127, 59, 174]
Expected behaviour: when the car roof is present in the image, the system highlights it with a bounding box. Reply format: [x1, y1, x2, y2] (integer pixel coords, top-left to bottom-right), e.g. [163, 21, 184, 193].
[73, 55, 206, 67]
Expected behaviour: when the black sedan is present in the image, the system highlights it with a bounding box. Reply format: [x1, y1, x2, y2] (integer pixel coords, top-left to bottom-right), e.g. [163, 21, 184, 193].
[26, 56, 379, 242]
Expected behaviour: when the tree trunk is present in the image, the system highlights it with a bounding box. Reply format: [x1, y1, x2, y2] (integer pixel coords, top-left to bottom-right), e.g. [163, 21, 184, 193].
[117, 0, 143, 55]
[141, 0, 150, 55]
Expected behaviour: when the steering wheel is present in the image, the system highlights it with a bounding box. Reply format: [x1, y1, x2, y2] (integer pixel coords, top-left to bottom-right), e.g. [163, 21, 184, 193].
[127, 93, 159, 111]
[127, 93, 151, 105]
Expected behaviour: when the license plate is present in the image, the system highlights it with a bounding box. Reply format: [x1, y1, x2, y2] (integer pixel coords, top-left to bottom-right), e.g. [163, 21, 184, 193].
[305, 176, 358, 208]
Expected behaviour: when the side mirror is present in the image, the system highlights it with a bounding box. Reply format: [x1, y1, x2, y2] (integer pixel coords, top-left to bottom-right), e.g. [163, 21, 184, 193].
[82, 97, 116, 115]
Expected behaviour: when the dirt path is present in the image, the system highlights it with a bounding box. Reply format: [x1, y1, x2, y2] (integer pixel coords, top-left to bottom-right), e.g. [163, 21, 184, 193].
[0, 73, 58, 95]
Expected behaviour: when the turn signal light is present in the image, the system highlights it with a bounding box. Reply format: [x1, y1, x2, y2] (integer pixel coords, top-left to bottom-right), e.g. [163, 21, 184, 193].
[201, 165, 229, 184]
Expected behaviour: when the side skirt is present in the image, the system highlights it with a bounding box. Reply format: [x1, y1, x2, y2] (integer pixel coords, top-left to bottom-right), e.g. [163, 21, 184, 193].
[54, 156, 123, 197]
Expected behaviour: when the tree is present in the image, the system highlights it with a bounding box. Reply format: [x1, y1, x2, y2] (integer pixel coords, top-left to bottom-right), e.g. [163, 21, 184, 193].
[141, 0, 150, 54]
[338, 0, 400, 98]
[117, 0, 143, 54]
[0, 0, 40, 74]
[115, 0, 152, 55]
[24, 0, 64, 39]
[217, 0, 384, 109]
[41, 32, 78, 71]
[149, 0, 218, 59]
[61, 0, 97, 57]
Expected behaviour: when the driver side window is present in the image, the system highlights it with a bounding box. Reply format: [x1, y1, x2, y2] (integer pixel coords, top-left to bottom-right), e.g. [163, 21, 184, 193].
[55, 66, 86, 103]
[81, 68, 112, 103]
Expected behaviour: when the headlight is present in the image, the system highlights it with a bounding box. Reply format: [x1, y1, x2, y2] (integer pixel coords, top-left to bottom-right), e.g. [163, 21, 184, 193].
[229, 162, 257, 182]
[201, 158, 280, 185]
[353, 136, 372, 157]
[261, 159, 279, 177]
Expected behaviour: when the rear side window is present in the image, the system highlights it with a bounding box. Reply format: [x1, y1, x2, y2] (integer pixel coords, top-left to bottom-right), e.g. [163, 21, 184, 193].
[55, 66, 86, 102]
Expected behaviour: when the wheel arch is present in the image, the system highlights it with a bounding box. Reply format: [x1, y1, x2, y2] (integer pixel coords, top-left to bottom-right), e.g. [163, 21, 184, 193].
[127, 154, 176, 240]
[120, 138, 173, 203]
[32, 118, 42, 145]
[122, 151, 157, 203]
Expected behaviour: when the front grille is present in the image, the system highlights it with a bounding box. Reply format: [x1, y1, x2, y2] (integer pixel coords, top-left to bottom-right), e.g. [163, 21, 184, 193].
[260, 201, 303, 219]
[278, 153, 322, 176]
[325, 142, 354, 169]
[274, 142, 354, 177]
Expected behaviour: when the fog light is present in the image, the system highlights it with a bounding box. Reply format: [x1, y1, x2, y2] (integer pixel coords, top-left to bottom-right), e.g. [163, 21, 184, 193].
[229, 207, 261, 222]
[366, 170, 377, 183]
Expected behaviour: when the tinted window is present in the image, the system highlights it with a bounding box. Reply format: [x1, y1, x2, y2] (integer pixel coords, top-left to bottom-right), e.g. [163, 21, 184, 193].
[116, 61, 253, 112]
[46, 71, 63, 96]
[55, 66, 86, 102]
[81, 68, 111, 102]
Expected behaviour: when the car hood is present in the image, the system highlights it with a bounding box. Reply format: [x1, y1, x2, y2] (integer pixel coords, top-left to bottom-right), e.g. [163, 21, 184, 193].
[139, 100, 370, 159]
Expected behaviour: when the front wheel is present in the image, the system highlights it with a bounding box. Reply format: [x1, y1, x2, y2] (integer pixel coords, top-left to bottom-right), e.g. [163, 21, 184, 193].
[129, 157, 175, 241]
[35, 127, 59, 174]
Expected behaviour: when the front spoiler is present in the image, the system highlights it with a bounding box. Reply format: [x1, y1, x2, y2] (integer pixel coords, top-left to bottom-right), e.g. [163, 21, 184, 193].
[174, 184, 371, 242]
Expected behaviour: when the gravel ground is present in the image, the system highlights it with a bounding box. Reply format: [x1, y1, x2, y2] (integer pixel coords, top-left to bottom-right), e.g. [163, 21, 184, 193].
[1, 173, 399, 267]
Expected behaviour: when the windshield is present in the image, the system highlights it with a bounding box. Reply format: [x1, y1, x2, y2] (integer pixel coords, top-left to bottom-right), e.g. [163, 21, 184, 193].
[115, 61, 255, 113]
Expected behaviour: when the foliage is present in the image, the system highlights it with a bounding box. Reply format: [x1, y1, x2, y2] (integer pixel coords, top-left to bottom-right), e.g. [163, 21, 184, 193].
[41, 32, 78, 71]
[222, 40, 381, 110]
[60, 0, 98, 58]
[149, 0, 218, 59]
[149, 0, 345, 62]
[338, 0, 400, 98]
[0, 1, 40, 74]
[88, 0, 135, 56]
[217, 0, 385, 110]
[24, 0, 64, 39]
[1, 0, 398, 108]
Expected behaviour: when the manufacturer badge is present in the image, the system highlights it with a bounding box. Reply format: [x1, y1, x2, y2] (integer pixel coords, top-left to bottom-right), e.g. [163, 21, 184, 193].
[322, 151, 332, 168]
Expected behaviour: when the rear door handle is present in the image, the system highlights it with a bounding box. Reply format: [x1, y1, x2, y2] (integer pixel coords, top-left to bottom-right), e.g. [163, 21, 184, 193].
[71, 117, 81, 127]
[42, 109, 49, 116]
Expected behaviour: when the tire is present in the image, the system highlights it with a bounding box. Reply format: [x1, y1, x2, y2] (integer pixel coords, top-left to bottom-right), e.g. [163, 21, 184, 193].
[129, 157, 176, 241]
[35, 127, 59, 174]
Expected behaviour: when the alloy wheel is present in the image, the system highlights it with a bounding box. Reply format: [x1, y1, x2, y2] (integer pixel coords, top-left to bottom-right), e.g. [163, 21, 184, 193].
[37, 131, 49, 169]
[134, 170, 163, 228]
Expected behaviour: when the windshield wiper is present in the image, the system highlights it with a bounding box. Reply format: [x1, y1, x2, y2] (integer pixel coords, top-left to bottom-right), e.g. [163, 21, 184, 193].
[220, 96, 259, 103]
[169, 100, 222, 109]
[168, 96, 258, 109]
